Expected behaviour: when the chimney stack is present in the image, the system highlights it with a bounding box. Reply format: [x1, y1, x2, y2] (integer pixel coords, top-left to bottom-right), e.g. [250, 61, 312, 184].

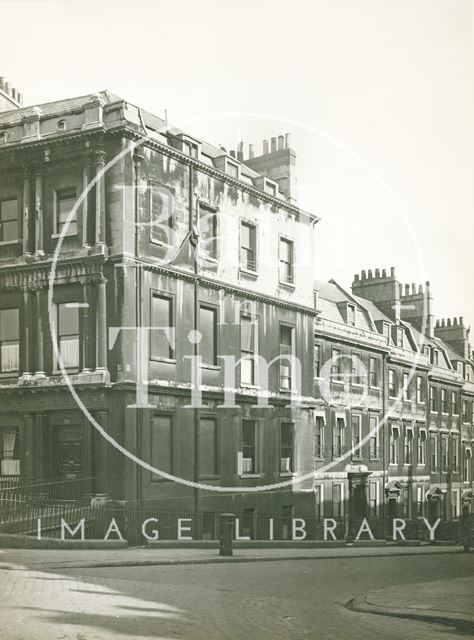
[0, 75, 23, 111]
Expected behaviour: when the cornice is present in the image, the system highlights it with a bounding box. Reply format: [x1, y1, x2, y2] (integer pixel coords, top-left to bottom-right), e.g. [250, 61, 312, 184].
[118, 128, 319, 223]
[113, 255, 317, 316]
[0, 255, 106, 291]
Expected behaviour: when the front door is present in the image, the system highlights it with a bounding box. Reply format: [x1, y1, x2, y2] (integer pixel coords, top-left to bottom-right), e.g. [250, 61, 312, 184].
[54, 425, 84, 498]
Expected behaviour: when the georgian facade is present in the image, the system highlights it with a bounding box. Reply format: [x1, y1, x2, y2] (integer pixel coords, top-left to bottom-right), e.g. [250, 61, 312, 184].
[0, 83, 472, 531]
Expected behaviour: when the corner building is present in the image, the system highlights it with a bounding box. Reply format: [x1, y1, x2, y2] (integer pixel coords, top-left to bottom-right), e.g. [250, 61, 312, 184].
[0, 80, 473, 537]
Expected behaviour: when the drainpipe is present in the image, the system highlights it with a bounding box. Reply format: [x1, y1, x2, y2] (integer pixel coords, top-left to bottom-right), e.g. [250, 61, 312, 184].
[134, 149, 144, 506]
[189, 165, 200, 515]
[382, 350, 387, 531]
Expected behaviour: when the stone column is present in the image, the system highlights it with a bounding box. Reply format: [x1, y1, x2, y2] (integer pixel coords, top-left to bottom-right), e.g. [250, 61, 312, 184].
[34, 287, 45, 377]
[82, 158, 91, 248]
[96, 275, 108, 372]
[34, 169, 44, 256]
[21, 287, 32, 379]
[22, 167, 32, 255]
[22, 414, 35, 481]
[81, 279, 91, 373]
[94, 411, 110, 493]
[92, 149, 107, 249]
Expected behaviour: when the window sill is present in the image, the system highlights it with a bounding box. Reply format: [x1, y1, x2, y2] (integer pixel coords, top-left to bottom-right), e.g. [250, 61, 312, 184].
[279, 280, 295, 290]
[369, 458, 380, 462]
[240, 383, 261, 390]
[0, 240, 21, 246]
[369, 385, 381, 391]
[200, 364, 221, 371]
[239, 267, 258, 278]
[351, 383, 364, 388]
[240, 473, 263, 479]
[332, 380, 345, 386]
[52, 233, 78, 239]
[150, 357, 177, 365]
[279, 471, 297, 477]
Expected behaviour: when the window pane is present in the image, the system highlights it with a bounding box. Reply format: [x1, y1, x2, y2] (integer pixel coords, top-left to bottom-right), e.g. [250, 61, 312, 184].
[242, 420, 256, 473]
[57, 190, 77, 234]
[0, 200, 18, 242]
[0, 199, 17, 222]
[0, 309, 19, 341]
[150, 185, 173, 245]
[199, 206, 217, 259]
[151, 415, 173, 474]
[199, 306, 216, 365]
[151, 295, 173, 359]
[241, 316, 254, 352]
[199, 418, 217, 476]
[280, 422, 294, 472]
[280, 326, 293, 349]
[58, 304, 79, 336]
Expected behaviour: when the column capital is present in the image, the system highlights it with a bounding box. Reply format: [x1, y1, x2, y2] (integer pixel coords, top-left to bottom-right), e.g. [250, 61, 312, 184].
[133, 148, 145, 165]
[89, 148, 107, 166]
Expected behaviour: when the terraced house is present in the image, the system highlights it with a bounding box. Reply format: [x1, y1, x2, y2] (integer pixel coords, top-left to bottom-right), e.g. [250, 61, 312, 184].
[0, 77, 472, 539]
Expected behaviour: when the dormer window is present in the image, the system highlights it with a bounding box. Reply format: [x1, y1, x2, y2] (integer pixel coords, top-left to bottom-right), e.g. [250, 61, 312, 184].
[226, 160, 239, 179]
[431, 349, 439, 366]
[182, 140, 199, 159]
[397, 327, 404, 348]
[174, 133, 201, 159]
[347, 304, 356, 326]
[382, 322, 390, 339]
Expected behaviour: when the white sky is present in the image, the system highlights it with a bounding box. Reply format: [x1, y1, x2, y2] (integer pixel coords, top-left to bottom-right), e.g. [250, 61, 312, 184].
[1, 0, 473, 329]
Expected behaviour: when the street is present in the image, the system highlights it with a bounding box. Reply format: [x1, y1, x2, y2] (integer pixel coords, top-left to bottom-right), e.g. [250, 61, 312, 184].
[0, 553, 473, 639]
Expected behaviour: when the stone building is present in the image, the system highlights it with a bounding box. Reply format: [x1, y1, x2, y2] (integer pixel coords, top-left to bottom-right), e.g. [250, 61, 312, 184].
[0, 79, 472, 535]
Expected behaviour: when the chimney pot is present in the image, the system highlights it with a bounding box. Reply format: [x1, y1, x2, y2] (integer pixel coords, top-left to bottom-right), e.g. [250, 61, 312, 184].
[447, 319, 452, 327]
[0, 77, 5, 90]
[418, 284, 423, 294]
[17, 92, 22, 105]
[361, 270, 367, 280]
[390, 267, 395, 277]
[412, 283, 417, 295]
[248, 144, 254, 159]
[375, 268, 380, 278]
[278, 135, 284, 150]
[271, 137, 277, 152]
[405, 284, 410, 295]
[382, 268, 387, 277]
[441, 319, 446, 327]
[237, 141, 244, 161]
[229, 150, 236, 158]
[425, 281, 430, 290]
[285, 133, 291, 148]
[453, 317, 458, 326]
[460, 316, 464, 325]
[435, 319, 440, 327]
[263, 139, 269, 154]
[5, 81, 11, 95]
[354, 273, 359, 282]
[368, 269, 373, 279]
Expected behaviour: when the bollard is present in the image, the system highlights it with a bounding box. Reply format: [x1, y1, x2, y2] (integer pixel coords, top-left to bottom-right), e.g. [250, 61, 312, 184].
[219, 513, 235, 556]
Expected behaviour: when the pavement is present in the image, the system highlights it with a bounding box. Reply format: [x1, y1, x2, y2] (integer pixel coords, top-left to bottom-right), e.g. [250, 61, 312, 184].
[349, 576, 474, 626]
[0, 552, 472, 639]
[0, 542, 465, 571]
